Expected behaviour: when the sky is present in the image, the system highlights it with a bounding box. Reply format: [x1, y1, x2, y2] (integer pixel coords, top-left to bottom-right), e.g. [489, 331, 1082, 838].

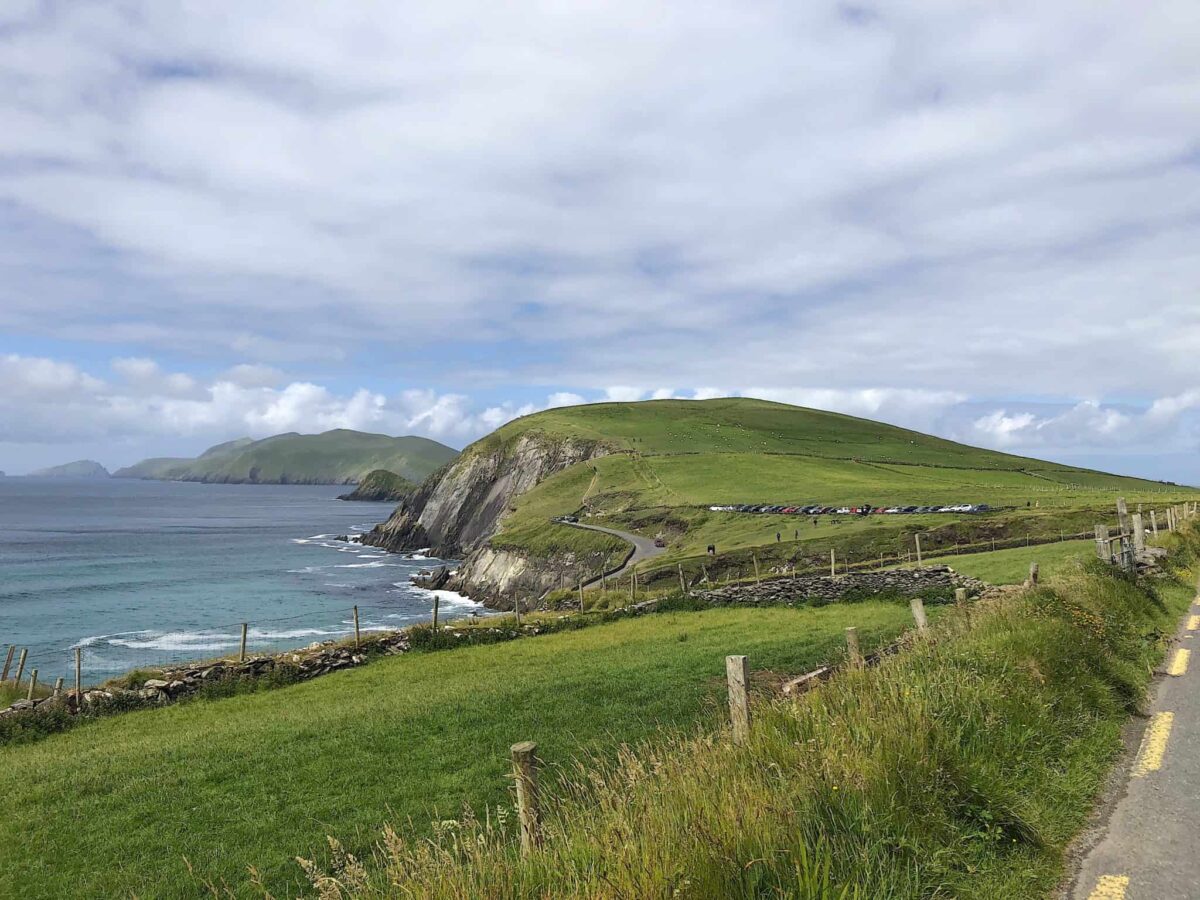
[1, 1, 1199, 480]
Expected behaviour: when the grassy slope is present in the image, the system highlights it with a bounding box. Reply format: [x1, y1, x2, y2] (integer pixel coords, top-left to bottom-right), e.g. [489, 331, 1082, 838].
[0, 604, 914, 899]
[116, 430, 457, 484]
[942, 538, 1098, 585]
[317, 535, 1198, 899]
[484, 399, 1194, 565]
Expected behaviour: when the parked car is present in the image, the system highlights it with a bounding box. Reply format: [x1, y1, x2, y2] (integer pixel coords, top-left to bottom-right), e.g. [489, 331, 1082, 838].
[654, 537, 667, 548]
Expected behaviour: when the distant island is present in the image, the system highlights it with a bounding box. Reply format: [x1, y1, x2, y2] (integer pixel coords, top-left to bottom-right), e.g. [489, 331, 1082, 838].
[113, 429, 457, 485]
[338, 468, 415, 501]
[30, 460, 111, 478]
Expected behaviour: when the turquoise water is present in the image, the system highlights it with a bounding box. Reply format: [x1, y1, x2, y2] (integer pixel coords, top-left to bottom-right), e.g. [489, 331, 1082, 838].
[0, 478, 483, 684]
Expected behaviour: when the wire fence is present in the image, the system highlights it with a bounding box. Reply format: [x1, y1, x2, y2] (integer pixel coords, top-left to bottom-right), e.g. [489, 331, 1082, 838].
[2, 598, 498, 690]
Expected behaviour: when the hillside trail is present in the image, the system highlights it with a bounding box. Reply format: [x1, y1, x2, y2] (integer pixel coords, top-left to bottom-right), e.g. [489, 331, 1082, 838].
[1069, 588, 1200, 899]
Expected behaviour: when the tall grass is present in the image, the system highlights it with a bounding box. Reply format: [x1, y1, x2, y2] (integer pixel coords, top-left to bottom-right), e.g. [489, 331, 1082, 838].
[288, 530, 1196, 899]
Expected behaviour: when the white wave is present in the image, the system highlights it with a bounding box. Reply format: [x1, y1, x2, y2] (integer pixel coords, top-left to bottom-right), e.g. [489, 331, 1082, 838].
[428, 588, 481, 610]
[334, 560, 399, 569]
[286, 565, 328, 574]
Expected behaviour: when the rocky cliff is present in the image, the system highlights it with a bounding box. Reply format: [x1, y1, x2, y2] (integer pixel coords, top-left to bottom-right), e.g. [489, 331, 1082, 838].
[362, 432, 613, 599]
[363, 432, 610, 555]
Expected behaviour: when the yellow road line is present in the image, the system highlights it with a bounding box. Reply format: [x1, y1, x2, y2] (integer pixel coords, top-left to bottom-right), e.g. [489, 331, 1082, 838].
[1169, 648, 1191, 676]
[1188, 614, 1200, 631]
[1087, 874, 1129, 900]
[1133, 711, 1174, 777]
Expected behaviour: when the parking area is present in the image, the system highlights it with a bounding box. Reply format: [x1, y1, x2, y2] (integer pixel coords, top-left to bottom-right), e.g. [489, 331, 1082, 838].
[708, 503, 992, 516]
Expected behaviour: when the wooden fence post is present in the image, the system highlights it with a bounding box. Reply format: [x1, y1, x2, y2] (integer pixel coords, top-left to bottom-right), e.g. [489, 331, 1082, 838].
[14, 648, 26, 684]
[629, 570, 635, 601]
[510, 741, 543, 854]
[845, 627, 863, 668]
[830, 548, 836, 578]
[577, 580, 585, 611]
[1132, 513, 1145, 553]
[239, 623, 248, 662]
[1151, 510, 1159, 537]
[910, 598, 928, 632]
[514, 595, 522, 627]
[1117, 498, 1130, 536]
[433, 593, 441, 630]
[26, 669, 37, 702]
[1095, 524, 1110, 561]
[914, 534, 923, 567]
[726, 655, 751, 744]
[53, 677, 63, 699]
[75, 647, 82, 700]
[1, 645, 13, 682]
[353, 605, 361, 647]
[752, 555, 761, 584]
[1028, 562, 1039, 586]
[677, 564, 686, 593]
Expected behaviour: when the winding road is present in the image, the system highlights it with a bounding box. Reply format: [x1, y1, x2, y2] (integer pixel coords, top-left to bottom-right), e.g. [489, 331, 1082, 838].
[559, 521, 667, 587]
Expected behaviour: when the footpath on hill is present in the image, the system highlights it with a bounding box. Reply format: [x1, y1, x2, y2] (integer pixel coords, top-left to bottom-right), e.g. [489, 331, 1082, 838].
[1070, 592, 1200, 899]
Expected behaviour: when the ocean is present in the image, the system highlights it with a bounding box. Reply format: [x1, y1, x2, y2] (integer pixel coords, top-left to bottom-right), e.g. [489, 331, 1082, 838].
[0, 478, 486, 685]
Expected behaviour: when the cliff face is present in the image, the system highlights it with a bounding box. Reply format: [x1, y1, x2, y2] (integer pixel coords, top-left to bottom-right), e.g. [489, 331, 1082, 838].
[363, 432, 611, 559]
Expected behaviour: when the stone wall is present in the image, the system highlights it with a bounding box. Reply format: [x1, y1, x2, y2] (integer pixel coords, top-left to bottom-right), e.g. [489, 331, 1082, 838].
[691, 565, 988, 607]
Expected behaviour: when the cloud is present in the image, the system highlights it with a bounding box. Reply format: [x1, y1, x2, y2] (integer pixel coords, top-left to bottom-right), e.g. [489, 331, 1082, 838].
[0, 1, 1196, 400]
[963, 392, 1200, 452]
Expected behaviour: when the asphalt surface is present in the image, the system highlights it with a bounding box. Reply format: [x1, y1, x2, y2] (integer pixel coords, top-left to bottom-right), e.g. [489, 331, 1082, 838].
[561, 521, 666, 585]
[1071, 598, 1200, 899]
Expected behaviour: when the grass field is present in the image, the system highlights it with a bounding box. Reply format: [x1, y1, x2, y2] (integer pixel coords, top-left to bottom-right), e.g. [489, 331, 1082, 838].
[302, 531, 1199, 899]
[0, 603, 915, 898]
[941, 538, 1098, 584]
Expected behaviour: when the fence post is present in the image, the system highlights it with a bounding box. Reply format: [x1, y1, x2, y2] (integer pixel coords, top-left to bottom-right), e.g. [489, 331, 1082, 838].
[53, 677, 63, 699]
[510, 741, 543, 855]
[845, 627, 863, 668]
[1095, 524, 1110, 561]
[955, 587, 967, 605]
[752, 554, 761, 584]
[26, 669, 37, 702]
[1117, 498, 1131, 536]
[726, 655, 751, 744]
[629, 570, 635, 601]
[434, 593, 441, 629]
[914, 534, 923, 567]
[577, 579, 585, 611]
[353, 605, 361, 647]
[514, 595, 522, 627]
[1132, 513, 1145, 554]
[14, 648, 26, 684]
[239, 623, 248, 662]
[677, 564, 686, 593]
[75, 647, 82, 701]
[830, 548, 836, 578]
[910, 598, 928, 632]
[1028, 562, 1039, 586]
[1151, 510, 1159, 537]
[1, 645, 12, 682]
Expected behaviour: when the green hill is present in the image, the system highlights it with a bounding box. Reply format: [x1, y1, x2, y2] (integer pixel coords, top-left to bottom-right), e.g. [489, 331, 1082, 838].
[113, 430, 457, 485]
[364, 398, 1195, 599]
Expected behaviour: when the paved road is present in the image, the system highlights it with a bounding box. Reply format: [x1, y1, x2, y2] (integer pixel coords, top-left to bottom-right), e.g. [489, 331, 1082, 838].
[1071, 597, 1200, 899]
[559, 521, 666, 586]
